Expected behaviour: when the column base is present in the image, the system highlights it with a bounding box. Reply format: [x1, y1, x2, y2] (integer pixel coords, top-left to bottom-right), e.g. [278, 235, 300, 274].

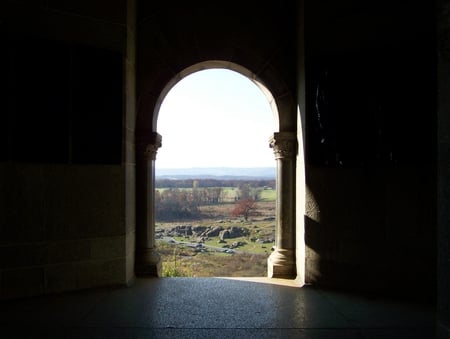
[135, 248, 162, 277]
[268, 248, 296, 278]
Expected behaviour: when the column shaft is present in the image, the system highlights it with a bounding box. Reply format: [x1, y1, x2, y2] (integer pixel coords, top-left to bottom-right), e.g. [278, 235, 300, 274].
[135, 132, 162, 276]
[268, 132, 297, 278]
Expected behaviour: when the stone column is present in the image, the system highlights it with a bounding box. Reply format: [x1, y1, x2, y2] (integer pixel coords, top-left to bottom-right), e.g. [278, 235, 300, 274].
[135, 132, 162, 276]
[268, 132, 297, 278]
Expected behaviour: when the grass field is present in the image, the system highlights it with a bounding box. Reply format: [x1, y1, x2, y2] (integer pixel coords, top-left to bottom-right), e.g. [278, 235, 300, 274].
[156, 197, 275, 277]
[260, 188, 276, 201]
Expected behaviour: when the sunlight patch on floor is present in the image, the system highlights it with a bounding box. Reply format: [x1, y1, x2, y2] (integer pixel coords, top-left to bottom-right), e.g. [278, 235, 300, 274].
[215, 276, 302, 287]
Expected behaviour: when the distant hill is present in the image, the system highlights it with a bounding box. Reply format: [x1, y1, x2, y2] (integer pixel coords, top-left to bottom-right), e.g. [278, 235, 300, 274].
[156, 167, 276, 180]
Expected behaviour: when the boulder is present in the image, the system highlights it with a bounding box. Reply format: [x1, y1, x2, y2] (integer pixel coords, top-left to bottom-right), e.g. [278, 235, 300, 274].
[219, 229, 231, 241]
[192, 225, 207, 237]
[229, 227, 249, 237]
[201, 226, 223, 238]
[219, 226, 250, 240]
[174, 225, 192, 236]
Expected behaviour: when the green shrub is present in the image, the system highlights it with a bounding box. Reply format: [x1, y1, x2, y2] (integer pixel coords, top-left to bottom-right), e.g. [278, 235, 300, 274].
[162, 263, 184, 277]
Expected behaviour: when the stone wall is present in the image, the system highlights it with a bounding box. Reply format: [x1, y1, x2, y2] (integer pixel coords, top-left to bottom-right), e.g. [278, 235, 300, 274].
[0, 164, 134, 298]
[136, 0, 297, 131]
[304, 167, 435, 299]
[0, 0, 442, 306]
[0, 0, 135, 299]
[301, 0, 437, 301]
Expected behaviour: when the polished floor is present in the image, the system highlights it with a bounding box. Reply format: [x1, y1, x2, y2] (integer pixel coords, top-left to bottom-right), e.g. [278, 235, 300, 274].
[0, 277, 435, 338]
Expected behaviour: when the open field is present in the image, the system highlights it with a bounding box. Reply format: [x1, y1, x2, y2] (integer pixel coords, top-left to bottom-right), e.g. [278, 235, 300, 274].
[157, 241, 268, 277]
[156, 200, 275, 277]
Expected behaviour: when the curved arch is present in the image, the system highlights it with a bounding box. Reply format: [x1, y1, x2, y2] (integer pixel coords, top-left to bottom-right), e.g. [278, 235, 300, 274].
[135, 59, 299, 279]
[152, 60, 280, 133]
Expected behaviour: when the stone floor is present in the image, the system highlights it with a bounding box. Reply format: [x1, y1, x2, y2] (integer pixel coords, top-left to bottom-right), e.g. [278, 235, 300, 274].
[0, 277, 435, 338]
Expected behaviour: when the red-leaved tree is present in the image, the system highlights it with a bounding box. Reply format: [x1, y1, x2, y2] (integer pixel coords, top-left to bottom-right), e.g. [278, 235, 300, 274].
[231, 199, 257, 221]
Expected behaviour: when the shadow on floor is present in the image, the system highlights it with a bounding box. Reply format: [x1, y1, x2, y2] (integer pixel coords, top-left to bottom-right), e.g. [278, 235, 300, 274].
[0, 278, 435, 338]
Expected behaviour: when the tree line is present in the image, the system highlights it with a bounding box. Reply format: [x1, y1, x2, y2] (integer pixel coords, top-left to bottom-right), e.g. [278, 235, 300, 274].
[155, 181, 270, 221]
[156, 178, 275, 189]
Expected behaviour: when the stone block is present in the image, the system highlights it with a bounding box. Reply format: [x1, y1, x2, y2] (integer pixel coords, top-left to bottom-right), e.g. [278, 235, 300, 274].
[90, 237, 125, 260]
[125, 164, 136, 233]
[0, 243, 47, 269]
[47, 0, 127, 25]
[76, 258, 126, 290]
[47, 240, 91, 264]
[124, 96, 136, 139]
[4, 2, 126, 53]
[125, 251, 135, 285]
[305, 258, 321, 283]
[1, 268, 44, 299]
[124, 138, 136, 165]
[2, 164, 46, 244]
[126, 231, 135, 256]
[0, 164, 126, 242]
[44, 165, 126, 240]
[45, 264, 77, 294]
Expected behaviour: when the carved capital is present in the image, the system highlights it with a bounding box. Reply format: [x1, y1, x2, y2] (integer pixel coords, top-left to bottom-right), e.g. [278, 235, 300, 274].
[144, 142, 161, 160]
[269, 132, 297, 160]
[136, 132, 162, 160]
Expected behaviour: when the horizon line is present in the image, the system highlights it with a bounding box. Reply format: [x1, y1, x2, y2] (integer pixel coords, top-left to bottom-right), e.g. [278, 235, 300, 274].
[156, 166, 275, 169]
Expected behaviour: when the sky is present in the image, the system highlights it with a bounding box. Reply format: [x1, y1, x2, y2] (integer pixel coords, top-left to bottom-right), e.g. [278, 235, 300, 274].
[156, 69, 276, 169]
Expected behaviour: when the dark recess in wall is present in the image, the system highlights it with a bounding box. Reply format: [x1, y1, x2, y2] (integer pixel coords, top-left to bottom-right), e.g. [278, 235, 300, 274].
[1, 35, 123, 165]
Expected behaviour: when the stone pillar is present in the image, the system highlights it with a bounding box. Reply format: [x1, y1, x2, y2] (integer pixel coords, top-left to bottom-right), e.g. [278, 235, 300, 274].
[268, 132, 297, 278]
[135, 132, 162, 277]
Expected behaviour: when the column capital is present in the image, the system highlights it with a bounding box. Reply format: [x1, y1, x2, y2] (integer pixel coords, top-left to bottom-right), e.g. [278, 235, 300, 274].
[144, 143, 161, 160]
[269, 132, 297, 159]
[136, 132, 162, 160]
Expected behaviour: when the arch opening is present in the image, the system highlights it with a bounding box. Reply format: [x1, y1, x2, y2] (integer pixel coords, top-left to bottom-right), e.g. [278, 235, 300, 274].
[154, 65, 278, 277]
[135, 61, 300, 281]
[153, 61, 280, 133]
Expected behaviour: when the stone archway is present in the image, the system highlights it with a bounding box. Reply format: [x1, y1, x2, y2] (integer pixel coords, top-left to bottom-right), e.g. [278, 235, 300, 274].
[135, 61, 299, 278]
